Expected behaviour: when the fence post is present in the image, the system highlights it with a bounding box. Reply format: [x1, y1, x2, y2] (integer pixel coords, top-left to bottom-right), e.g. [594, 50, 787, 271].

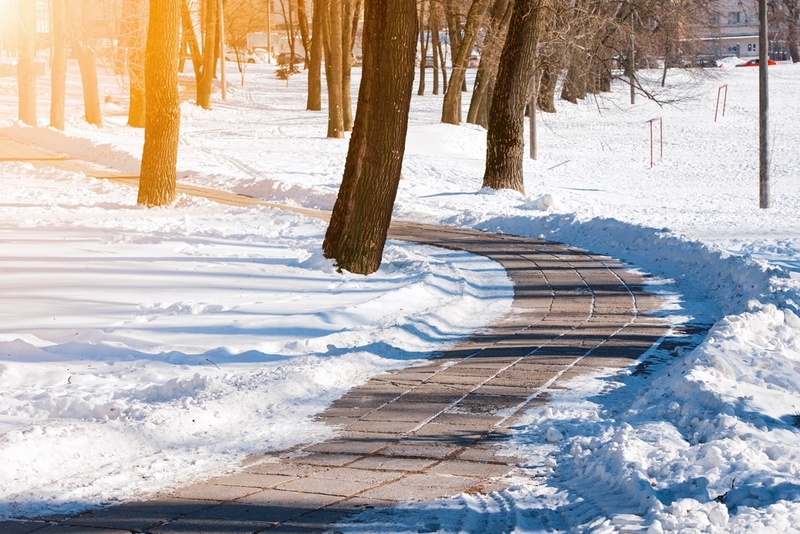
[715, 84, 728, 122]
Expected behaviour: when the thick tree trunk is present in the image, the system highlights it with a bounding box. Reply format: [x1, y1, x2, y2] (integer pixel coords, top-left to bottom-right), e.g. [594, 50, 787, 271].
[180, 0, 203, 82]
[322, 0, 345, 138]
[307, 0, 323, 110]
[138, 0, 181, 207]
[322, 0, 417, 275]
[441, 0, 492, 124]
[467, 0, 511, 127]
[482, 0, 546, 194]
[297, 0, 312, 65]
[50, 0, 67, 130]
[74, 42, 103, 127]
[197, 0, 217, 109]
[17, 0, 37, 126]
[536, 43, 563, 112]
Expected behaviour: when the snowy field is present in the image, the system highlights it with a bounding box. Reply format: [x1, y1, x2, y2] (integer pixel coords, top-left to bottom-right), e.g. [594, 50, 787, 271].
[1, 57, 800, 532]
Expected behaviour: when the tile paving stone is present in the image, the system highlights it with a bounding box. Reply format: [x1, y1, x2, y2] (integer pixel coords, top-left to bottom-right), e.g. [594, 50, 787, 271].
[410, 423, 486, 445]
[20, 527, 131, 534]
[205, 473, 296, 489]
[171, 483, 261, 501]
[302, 438, 394, 456]
[149, 516, 272, 533]
[0, 521, 47, 534]
[238, 489, 341, 511]
[243, 461, 322, 478]
[424, 372, 488, 386]
[429, 412, 504, 427]
[288, 453, 361, 467]
[342, 419, 420, 434]
[311, 467, 404, 485]
[377, 440, 462, 459]
[345, 456, 437, 472]
[426, 460, 514, 478]
[275, 476, 375, 497]
[449, 393, 529, 414]
[357, 473, 484, 502]
[358, 404, 446, 422]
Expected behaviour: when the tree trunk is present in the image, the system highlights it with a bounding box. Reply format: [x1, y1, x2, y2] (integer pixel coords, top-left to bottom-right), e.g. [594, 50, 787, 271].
[297, 0, 312, 66]
[441, 0, 492, 125]
[197, 0, 217, 109]
[307, 0, 323, 110]
[482, 0, 546, 194]
[786, 1, 800, 62]
[437, 29, 448, 93]
[341, 0, 357, 130]
[74, 41, 103, 127]
[123, 0, 148, 128]
[323, 0, 417, 275]
[138, 0, 181, 207]
[417, 0, 428, 95]
[180, 0, 203, 82]
[50, 0, 67, 130]
[430, 0, 440, 94]
[467, 0, 511, 126]
[17, 0, 37, 126]
[560, 48, 586, 103]
[322, 0, 345, 138]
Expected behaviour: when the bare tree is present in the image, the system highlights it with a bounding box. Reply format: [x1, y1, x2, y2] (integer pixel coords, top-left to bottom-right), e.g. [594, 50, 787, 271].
[321, 0, 345, 137]
[122, 0, 148, 127]
[482, 0, 547, 194]
[138, 0, 181, 207]
[50, 0, 68, 130]
[17, 0, 37, 126]
[197, 0, 219, 109]
[307, 0, 323, 110]
[323, 0, 417, 274]
[466, 0, 512, 127]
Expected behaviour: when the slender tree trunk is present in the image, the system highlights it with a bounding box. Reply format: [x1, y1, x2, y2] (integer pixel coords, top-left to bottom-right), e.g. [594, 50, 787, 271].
[467, 0, 511, 126]
[307, 0, 323, 110]
[560, 48, 586, 103]
[482, 0, 546, 194]
[123, 0, 148, 127]
[786, 2, 800, 62]
[50, 0, 67, 130]
[74, 42, 103, 127]
[17, 0, 37, 126]
[197, 0, 217, 109]
[180, 0, 203, 81]
[342, 0, 356, 130]
[323, 0, 417, 275]
[322, 0, 345, 138]
[437, 28, 448, 93]
[441, 0, 492, 124]
[297, 0, 312, 65]
[430, 0, 440, 94]
[417, 0, 428, 95]
[138, 0, 181, 207]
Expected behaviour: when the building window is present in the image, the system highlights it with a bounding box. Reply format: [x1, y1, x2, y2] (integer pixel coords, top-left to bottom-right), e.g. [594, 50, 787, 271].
[748, 43, 757, 52]
[709, 14, 720, 25]
[728, 11, 741, 24]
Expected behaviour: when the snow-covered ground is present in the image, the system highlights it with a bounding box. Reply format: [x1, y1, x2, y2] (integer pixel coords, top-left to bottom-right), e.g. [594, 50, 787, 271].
[1, 57, 800, 532]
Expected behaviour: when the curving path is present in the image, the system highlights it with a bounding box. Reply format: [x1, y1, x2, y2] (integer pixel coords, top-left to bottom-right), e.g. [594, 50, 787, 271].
[1, 137, 670, 534]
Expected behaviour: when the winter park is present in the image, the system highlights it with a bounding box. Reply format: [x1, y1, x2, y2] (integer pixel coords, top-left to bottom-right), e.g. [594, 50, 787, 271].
[2, 0, 800, 532]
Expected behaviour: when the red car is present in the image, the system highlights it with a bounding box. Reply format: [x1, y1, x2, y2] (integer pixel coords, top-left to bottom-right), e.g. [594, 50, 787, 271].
[736, 58, 778, 67]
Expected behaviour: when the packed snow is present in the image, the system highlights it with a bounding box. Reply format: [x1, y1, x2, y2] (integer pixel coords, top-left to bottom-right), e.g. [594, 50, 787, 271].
[1, 56, 800, 532]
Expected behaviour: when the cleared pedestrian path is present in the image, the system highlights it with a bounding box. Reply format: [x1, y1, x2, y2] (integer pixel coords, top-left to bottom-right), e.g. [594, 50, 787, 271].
[0, 137, 671, 534]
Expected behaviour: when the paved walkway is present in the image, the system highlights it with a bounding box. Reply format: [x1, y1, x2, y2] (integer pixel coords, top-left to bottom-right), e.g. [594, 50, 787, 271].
[0, 137, 670, 533]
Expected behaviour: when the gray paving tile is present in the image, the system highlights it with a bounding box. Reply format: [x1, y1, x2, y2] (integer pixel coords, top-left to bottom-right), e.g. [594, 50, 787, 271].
[243, 461, 321, 478]
[0, 521, 48, 534]
[346, 456, 436, 472]
[170, 482, 259, 501]
[20, 526, 130, 534]
[205, 473, 296, 489]
[289, 453, 361, 467]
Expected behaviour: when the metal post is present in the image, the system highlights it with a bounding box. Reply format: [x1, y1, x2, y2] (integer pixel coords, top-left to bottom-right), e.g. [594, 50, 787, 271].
[218, 0, 227, 100]
[529, 74, 538, 160]
[267, 0, 272, 63]
[759, 0, 769, 208]
[629, 11, 635, 105]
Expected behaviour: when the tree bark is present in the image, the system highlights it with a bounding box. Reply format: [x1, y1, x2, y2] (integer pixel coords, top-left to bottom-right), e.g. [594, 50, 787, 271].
[17, 0, 37, 126]
[180, 0, 203, 82]
[430, 0, 440, 94]
[138, 0, 181, 207]
[50, 0, 67, 130]
[74, 41, 103, 127]
[197, 0, 217, 109]
[467, 0, 511, 127]
[536, 42, 563, 112]
[307, 0, 323, 110]
[322, 0, 345, 138]
[441, 0, 492, 125]
[482, 0, 546, 194]
[123, 0, 148, 127]
[341, 0, 357, 130]
[417, 0, 428, 95]
[322, 0, 417, 275]
[297, 0, 312, 66]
